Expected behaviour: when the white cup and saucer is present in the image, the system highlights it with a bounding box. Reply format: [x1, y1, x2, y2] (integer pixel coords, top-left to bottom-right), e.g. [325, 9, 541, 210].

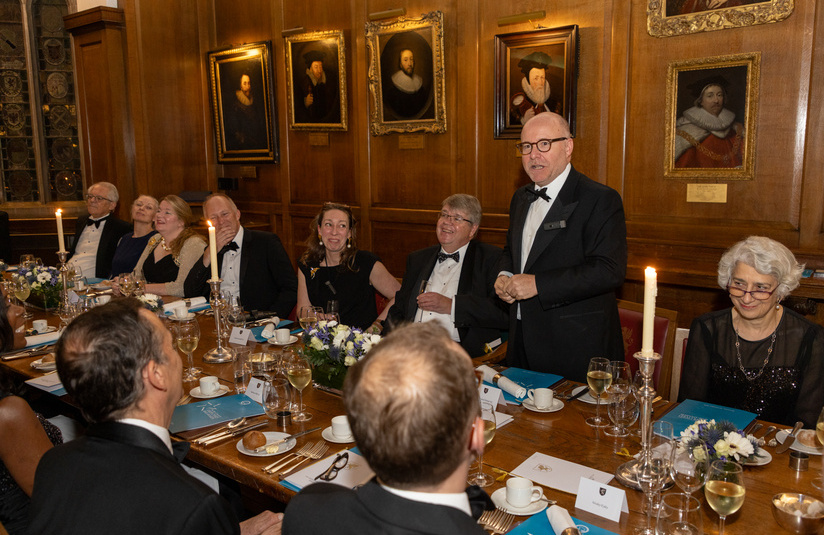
[190, 376, 230, 398]
[170, 306, 195, 321]
[322, 415, 354, 443]
[267, 328, 297, 346]
[522, 388, 563, 413]
[490, 477, 548, 515]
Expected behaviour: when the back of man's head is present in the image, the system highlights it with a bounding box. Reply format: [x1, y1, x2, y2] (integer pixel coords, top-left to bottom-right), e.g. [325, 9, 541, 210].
[56, 299, 162, 423]
[343, 322, 479, 489]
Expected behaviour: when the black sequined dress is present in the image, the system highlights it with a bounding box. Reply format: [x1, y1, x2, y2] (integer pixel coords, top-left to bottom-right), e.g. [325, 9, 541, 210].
[679, 308, 824, 428]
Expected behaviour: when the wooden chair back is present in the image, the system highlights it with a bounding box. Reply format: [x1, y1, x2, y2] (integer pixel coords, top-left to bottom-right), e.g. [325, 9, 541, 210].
[616, 299, 678, 399]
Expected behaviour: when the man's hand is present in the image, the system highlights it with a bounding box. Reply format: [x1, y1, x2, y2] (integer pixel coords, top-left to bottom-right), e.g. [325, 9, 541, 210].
[416, 292, 452, 314]
[215, 225, 236, 251]
[304, 93, 314, 108]
[240, 511, 283, 535]
[495, 275, 515, 303]
[503, 274, 538, 301]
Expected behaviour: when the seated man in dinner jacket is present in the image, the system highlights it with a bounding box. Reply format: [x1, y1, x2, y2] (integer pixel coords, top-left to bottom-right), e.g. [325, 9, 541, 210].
[385, 194, 508, 357]
[184, 193, 297, 318]
[28, 299, 282, 535]
[69, 181, 132, 279]
[282, 322, 491, 535]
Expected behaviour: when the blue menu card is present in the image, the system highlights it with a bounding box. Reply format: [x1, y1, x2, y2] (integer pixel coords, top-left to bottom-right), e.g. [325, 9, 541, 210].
[170, 394, 265, 433]
[483, 367, 563, 404]
[656, 399, 756, 437]
[507, 510, 618, 535]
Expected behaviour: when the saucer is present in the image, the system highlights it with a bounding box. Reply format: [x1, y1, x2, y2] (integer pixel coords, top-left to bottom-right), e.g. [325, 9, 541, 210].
[31, 357, 56, 371]
[776, 430, 823, 455]
[168, 312, 196, 321]
[744, 449, 772, 466]
[322, 426, 354, 444]
[570, 385, 610, 405]
[26, 326, 57, 336]
[490, 488, 549, 516]
[267, 335, 298, 346]
[522, 398, 564, 413]
[236, 432, 296, 457]
[190, 385, 230, 399]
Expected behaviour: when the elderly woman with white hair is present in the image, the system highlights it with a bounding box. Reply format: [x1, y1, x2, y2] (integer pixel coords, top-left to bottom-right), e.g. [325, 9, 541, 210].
[679, 236, 824, 427]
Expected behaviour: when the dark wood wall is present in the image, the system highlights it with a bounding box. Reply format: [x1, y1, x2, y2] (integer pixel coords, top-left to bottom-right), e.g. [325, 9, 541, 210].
[60, 0, 824, 327]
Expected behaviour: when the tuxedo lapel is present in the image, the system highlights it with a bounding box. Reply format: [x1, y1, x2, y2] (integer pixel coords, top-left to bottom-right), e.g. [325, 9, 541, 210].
[510, 187, 532, 275]
[523, 172, 580, 273]
[238, 228, 252, 287]
[456, 241, 476, 295]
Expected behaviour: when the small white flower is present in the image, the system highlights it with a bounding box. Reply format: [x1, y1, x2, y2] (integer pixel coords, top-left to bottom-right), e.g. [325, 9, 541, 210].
[713, 439, 731, 458]
[310, 337, 325, 351]
[723, 431, 754, 460]
[344, 356, 357, 366]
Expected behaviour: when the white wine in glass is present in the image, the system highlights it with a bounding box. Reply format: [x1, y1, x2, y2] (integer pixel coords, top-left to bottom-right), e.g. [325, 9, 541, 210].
[298, 306, 321, 331]
[13, 278, 32, 319]
[812, 406, 824, 490]
[286, 351, 312, 421]
[176, 318, 201, 381]
[705, 460, 745, 535]
[586, 357, 612, 427]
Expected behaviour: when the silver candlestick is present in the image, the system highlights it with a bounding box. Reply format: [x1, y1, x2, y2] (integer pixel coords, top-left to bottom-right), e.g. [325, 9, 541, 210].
[57, 251, 70, 308]
[203, 278, 235, 363]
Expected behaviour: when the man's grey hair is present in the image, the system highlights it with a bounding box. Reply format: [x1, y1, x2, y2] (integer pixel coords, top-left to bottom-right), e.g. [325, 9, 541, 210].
[88, 181, 119, 203]
[442, 194, 482, 226]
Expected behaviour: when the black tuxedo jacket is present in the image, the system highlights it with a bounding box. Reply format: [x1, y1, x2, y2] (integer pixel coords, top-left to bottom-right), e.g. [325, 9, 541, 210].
[499, 166, 627, 382]
[29, 421, 239, 535]
[69, 214, 133, 278]
[184, 228, 297, 318]
[283, 479, 488, 535]
[387, 241, 509, 357]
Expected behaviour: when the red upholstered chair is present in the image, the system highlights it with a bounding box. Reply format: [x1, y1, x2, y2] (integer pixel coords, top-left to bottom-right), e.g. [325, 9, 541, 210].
[616, 299, 678, 399]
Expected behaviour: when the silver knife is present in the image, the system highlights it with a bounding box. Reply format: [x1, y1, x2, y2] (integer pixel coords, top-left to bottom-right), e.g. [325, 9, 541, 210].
[255, 426, 322, 452]
[1, 346, 54, 361]
[775, 421, 803, 453]
[197, 421, 268, 445]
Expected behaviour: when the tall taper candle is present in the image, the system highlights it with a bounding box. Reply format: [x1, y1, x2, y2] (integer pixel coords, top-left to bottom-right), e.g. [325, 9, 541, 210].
[641, 267, 657, 357]
[55, 209, 66, 253]
[208, 222, 219, 281]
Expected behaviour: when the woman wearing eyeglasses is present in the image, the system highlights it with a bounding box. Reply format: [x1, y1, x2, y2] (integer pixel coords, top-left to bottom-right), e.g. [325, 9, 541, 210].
[679, 236, 824, 427]
[297, 203, 400, 333]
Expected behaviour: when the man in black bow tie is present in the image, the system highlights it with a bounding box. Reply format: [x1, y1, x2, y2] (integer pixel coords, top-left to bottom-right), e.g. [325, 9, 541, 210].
[29, 299, 283, 535]
[385, 194, 508, 357]
[495, 112, 627, 382]
[68, 181, 132, 278]
[184, 193, 296, 318]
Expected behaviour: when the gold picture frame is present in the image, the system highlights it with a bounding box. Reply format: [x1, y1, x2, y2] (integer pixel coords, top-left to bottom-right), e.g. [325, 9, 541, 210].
[664, 52, 760, 180]
[207, 41, 278, 163]
[285, 30, 348, 131]
[365, 11, 446, 136]
[648, 0, 794, 38]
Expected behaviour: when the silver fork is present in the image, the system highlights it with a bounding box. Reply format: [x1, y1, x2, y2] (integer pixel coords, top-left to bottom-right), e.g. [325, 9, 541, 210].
[276, 443, 330, 479]
[482, 509, 515, 534]
[262, 442, 315, 473]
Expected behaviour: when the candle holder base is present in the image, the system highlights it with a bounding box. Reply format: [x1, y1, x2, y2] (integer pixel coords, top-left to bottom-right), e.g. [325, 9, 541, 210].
[203, 346, 235, 364]
[614, 458, 675, 492]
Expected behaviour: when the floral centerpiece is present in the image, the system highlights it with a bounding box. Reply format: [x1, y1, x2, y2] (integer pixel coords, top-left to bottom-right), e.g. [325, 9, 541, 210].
[678, 419, 760, 464]
[302, 320, 381, 389]
[17, 265, 62, 310]
[137, 293, 164, 312]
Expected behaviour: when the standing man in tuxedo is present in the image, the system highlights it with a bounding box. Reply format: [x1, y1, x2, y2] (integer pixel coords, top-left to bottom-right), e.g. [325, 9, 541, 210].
[69, 181, 132, 278]
[283, 322, 490, 534]
[495, 112, 627, 382]
[29, 299, 282, 535]
[184, 193, 297, 318]
[386, 194, 508, 357]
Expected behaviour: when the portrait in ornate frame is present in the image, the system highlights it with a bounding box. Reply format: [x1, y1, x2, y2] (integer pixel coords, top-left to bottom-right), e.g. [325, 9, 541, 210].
[664, 52, 760, 180]
[648, 0, 794, 38]
[365, 11, 446, 136]
[493, 25, 579, 139]
[207, 41, 278, 163]
[285, 30, 348, 131]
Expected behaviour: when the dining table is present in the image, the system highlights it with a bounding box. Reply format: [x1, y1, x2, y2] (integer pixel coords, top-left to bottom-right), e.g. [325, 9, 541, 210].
[4, 298, 823, 535]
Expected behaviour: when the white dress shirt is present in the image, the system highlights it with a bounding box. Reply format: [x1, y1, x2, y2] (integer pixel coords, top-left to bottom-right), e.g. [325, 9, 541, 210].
[220, 226, 243, 299]
[118, 417, 173, 454]
[416, 242, 469, 342]
[381, 482, 472, 516]
[72, 216, 110, 277]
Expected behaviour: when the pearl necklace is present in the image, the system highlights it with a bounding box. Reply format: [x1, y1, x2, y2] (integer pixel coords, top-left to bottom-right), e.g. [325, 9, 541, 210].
[159, 236, 172, 252]
[733, 320, 778, 382]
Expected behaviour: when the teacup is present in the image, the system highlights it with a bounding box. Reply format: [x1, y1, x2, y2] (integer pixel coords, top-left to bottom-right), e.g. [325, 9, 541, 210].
[527, 388, 554, 409]
[32, 319, 48, 332]
[172, 306, 189, 319]
[506, 477, 544, 508]
[199, 376, 220, 395]
[331, 415, 352, 438]
[275, 328, 291, 344]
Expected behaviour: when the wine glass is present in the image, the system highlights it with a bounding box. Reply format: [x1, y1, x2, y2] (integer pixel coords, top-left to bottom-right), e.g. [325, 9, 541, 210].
[226, 295, 245, 329]
[605, 384, 638, 437]
[585, 357, 612, 427]
[118, 272, 136, 297]
[655, 492, 704, 535]
[175, 318, 201, 381]
[132, 269, 146, 297]
[285, 350, 312, 421]
[56, 301, 76, 329]
[298, 306, 322, 332]
[812, 405, 824, 490]
[671, 440, 709, 495]
[635, 420, 674, 535]
[263, 378, 291, 419]
[325, 300, 340, 322]
[12, 277, 32, 319]
[19, 254, 35, 272]
[467, 400, 496, 488]
[705, 460, 745, 535]
[604, 361, 632, 436]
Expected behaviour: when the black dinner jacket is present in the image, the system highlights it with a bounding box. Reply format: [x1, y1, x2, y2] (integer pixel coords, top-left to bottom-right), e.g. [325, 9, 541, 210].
[184, 227, 297, 318]
[498, 165, 627, 382]
[283, 479, 488, 535]
[386, 241, 509, 357]
[29, 421, 239, 535]
[69, 214, 132, 279]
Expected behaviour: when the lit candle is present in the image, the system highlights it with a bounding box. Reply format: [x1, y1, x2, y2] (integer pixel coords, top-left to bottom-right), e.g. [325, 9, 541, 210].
[208, 221, 219, 281]
[641, 267, 657, 357]
[55, 209, 66, 253]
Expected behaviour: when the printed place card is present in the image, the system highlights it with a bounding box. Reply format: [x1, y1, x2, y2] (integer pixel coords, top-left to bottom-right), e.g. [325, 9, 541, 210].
[245, 377, 266, 404]
[229, 327, 253, 345]
[479, 384, 503, 408]
[574, 477, 628, 522]
[511, 452, 614, 495]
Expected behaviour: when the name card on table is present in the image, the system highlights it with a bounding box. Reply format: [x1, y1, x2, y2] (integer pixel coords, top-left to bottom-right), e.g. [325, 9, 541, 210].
[229, 327, 253, 345]
[575, 477, 628, 522]
[245, 378, 266, 404]
[478, 384, 503, 409]
[511, 452, 614, 495]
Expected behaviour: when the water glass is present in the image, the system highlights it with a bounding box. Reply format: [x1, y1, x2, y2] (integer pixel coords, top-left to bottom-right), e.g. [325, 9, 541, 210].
[232, 346, 252, 394]
[605, 384, 638, 437]
[263, 378, 291, 419]
[655, 493, 703, 535]
[671, 441, 709, 495]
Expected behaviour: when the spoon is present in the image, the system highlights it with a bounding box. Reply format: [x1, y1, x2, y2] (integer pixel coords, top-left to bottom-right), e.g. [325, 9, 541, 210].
[191, 417, 246, 440]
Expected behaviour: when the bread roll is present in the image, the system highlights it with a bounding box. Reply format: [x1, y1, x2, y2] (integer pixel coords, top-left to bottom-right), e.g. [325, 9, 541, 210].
[41, 353, 56, 364]
[242, 430, 266, 450]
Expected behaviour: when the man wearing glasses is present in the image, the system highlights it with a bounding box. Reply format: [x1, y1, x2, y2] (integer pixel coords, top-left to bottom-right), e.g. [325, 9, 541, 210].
[69, 182, 132, 278]
[495, 112, 627, 382]
[283, 322, 490, 534]
[386, 194, 508, 357]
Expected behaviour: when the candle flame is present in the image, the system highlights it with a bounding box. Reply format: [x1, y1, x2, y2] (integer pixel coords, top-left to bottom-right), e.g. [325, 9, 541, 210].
[207, 220, 213, 228]
[55, 209, 62, 216]
[645, 266, 656, 276]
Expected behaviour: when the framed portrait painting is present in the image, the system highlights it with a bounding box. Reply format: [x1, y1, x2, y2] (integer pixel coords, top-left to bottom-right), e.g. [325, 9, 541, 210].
[648, 0, 793, 37]
[664, 52, 760, 179]
[493, 25, 578, 139]
[208, 41, 279, 163]
[285, 30, 348, 131]
[365, 11, 446, 136]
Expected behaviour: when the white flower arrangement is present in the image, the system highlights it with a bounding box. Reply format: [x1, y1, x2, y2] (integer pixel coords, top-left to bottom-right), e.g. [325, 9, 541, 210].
[303, 320, 381, 371]
[137, 293, 163, 312]
[679, 418, 759, 463]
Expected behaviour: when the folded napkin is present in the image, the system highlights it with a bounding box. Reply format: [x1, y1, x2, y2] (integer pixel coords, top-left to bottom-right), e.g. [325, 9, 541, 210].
[547, 505, 580, 535]
[260, 321, 278, 339]
[25, 331, 60, 348]
[163, 296, 208, 314]
[477, 364, 526, 399]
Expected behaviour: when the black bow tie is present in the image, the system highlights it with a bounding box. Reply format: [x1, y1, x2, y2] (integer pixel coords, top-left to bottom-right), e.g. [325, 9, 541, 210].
[219, 242, 239, 254]
[86, 215, 110, 228]
[437, 251, 459, 263]
[526, 187, 551, 203]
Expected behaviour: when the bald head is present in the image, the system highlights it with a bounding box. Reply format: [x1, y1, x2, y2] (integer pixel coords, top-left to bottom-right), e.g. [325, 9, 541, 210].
[520, 112, 574, 187]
